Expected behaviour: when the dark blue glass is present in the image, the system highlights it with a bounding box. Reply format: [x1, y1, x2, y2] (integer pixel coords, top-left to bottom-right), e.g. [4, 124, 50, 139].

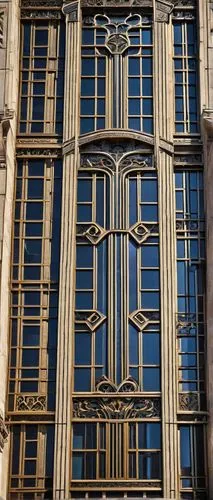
[116, 236, 121, 383]
[26, 202, 43, 220]
[95, 325, 107, 366]
[129, 242, 137, 310]
[77, 204, 92, 222]
[33, 82, 46, 95]
[129, 118, 140, 130]
[82, 29, 94, 45]
[23, 325, 40, 346]
[98, 58, 105, 75]
[143, 118, 153, 134]
[35, 29, 48, 46]
[82, 58, 95, 75]
[72, 454, 84, 479]
[138, 423, 161, 448]
[142, 29, 152, 45]
[76, 246, 93, 267]
[97, 118, 105, 129]
[180, 426, 191, 474]
[142, 78, 153, 96]
[143, 333, 160, 364]
[76, 270, 93, 289]
[97, 241, 107, 314]
[174, 24, 182, 44]
[141, 246, 159, 267]
[129, 99, 140, 115]
[24, 240, 42, 263]
[129, 78, 140, 96]
[141, 180, 157, 202]
[129, 325, 138, 364]
[142, 270, 159, 289]
[80, 118, 94, 134]
[32, 97, 44, 120]
[21, 98, 27, 120]
[28, 179, 43, 199]
[75, 333, 91, 364]
[141, 291, 159, 309]
[97, 99, 105, 115]
[74, 368, 91, 391]
[129, 180, 137, 225]
[97, 79, 105, 96]
[141, 205, 158, 221]
[81, 79, 95, 96]
[22, 349, 39, 367]
[142, 58, 152, 75]
[81, 98, 95, 116]
[75, 291, 93, 309]
[23, 24, 31, 55]
[143, 367, 160, 391]
[143, 99, 153, 115]
[129, 58, 140, 75]
[96, 179, 105, 226]
[77, 180, 92, 202]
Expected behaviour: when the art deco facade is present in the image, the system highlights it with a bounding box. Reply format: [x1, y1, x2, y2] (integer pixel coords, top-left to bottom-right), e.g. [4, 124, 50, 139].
[0, 0, 213, 498]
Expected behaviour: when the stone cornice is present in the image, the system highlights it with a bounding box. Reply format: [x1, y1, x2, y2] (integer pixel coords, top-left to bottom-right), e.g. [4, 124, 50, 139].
[63, 129, 155, 154]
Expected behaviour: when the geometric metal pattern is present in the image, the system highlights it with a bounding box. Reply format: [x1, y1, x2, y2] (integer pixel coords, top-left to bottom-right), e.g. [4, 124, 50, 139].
[129, 310, 149, 331]
[75, 310, 106, 331]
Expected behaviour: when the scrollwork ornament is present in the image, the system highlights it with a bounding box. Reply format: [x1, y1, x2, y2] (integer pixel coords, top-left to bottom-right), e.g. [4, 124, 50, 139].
[0, 411, 8, 453]
[179, 393, 199, 411]
[16, 395, 47, 411]
[73, 396, 161, 419]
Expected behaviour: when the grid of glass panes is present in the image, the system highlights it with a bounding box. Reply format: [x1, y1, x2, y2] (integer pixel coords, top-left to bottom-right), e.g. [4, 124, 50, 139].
[128, 170, 160, 391]
[128, 16, 153, 134]
[72, 421, 161, 482]
[81, 19, 107, 134]
[173, 18, 199, 133]
[9, 159, 62, 412]
[9, 424, 54, 499]
[179, 425, 207, 498]
[75, 170, 109, 392]
[20, 21, 65, 134]
[175, 170, 205, 410]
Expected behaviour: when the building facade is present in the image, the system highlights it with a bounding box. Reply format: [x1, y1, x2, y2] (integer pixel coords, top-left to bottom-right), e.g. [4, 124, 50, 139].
[0, 0, 213, 498]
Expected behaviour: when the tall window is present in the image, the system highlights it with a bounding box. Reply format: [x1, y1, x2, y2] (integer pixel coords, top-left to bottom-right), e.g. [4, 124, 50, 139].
[20, 21, 65, 134]
[80, 14, 153, 134]
[173, 11, 199, 134]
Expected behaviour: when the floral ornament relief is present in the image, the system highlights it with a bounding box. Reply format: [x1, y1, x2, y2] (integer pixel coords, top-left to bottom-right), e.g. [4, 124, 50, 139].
[93, 14, 141, 55]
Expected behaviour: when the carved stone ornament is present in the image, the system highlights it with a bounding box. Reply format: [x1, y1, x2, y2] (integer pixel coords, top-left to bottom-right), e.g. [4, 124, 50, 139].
[73, 396, 161, 419]
[75, 310, 106, 331]
[0, 411, 8, 453]
[0, 108, 14, 169]
[63, 1, 79, 22]
[71, 480, 162, 488]
[16, 148, 60, 158]
[81, 0, 152, 7]
[179, 393, 199, 412]
[156, 0, 178, 22]
[16, 395, 47, 411]
[96, 375, 139, 393]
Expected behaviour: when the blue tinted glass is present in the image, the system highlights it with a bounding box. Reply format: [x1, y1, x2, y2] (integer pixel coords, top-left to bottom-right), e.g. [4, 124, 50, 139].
[35, 30, 48, 46]
[141, 292, 159, 309]
[129, 325, 138, 364]
[141, 205, 158, 221]
[97, 118, 105, 129]
[76, 292, 93, 309]
[81, 118, 94, 134]
[98, 58, 105, 75]
[82, 58, 95, 76]
[142, 58, 152, 75]
[129, 180, 137, 225]
[97, 99, 105, 115]
[81, 79, 95, 96]
[175, 174, 183, 188]
[26, 203, 43, 220]
[129, 58, 140, 75]
[176, 123, 184, 132]
[143, 334, 160, 364]
[81, 99, 95, 115]
[28, 179, 43, 199]
[32, 97, 44, 120]
[142, 270, 159, 289]
[76, 270, 93, 289]
[177, 240, 185, 258]
[141, 180, 157, 201]
[174, 24, 182, 44]
[180, 426, 191, 473]
[77, 204, 92, 221]
[129, 78, 140, 96]
[97, 79, 105, 96]
[77, 180, 92, 202]
[143, 98, 153, 115]
[129, 99, 140, 115]
[22, 349, 39, 367]
[129, 242, 137, 310]
[143, 118, 153, 134]
[23, 326, 40, 346]
[74, 368, 91, 391]
[142, 78, 152, 96]
[142, 29, 152, 45]
[141, 246, 159, 267]
[129, 118, 140, 130]
[177, 262, 186, 294]
[143, 367, 160, 391]
[138, 423, 161, 448]
[96, 179, 105, 226]
[75, 333, 91, 364]
[76, 246, 93, 267]
[82, 29, 94, 45]
[72, 453, 84, 479]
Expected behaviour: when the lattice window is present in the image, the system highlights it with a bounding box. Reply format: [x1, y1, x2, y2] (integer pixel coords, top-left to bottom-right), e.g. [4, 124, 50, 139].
[175, 169, 206, 412]
[80, 14, 153, 134]
[173, 10, 199, 134]
[179, 425, 207, 498]
[8, 424, 54, 499]
[19, 21, 65, 134]
[8, 158, 62, 413]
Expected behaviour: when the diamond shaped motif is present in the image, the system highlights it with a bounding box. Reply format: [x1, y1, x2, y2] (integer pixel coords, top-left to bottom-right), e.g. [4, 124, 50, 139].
[129, 222, 150, 244]
[84, 223, 107, 244]
[129, 310, 149, 331]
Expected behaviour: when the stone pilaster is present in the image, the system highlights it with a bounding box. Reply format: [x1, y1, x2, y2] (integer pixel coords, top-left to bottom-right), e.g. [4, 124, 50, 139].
[53, 2, 81, 498]
[154, 8, 178, 499]
[0, 0, 19, 498]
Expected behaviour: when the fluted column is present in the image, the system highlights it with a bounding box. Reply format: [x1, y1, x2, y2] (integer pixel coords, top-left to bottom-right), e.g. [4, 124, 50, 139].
[53, 2, 81, 498]
[154, 7, 178, 498]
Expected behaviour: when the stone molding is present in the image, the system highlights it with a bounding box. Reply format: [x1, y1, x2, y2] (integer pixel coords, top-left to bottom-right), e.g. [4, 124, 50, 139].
[0, 108, 14, 168]
[63, 1, 79, 22]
